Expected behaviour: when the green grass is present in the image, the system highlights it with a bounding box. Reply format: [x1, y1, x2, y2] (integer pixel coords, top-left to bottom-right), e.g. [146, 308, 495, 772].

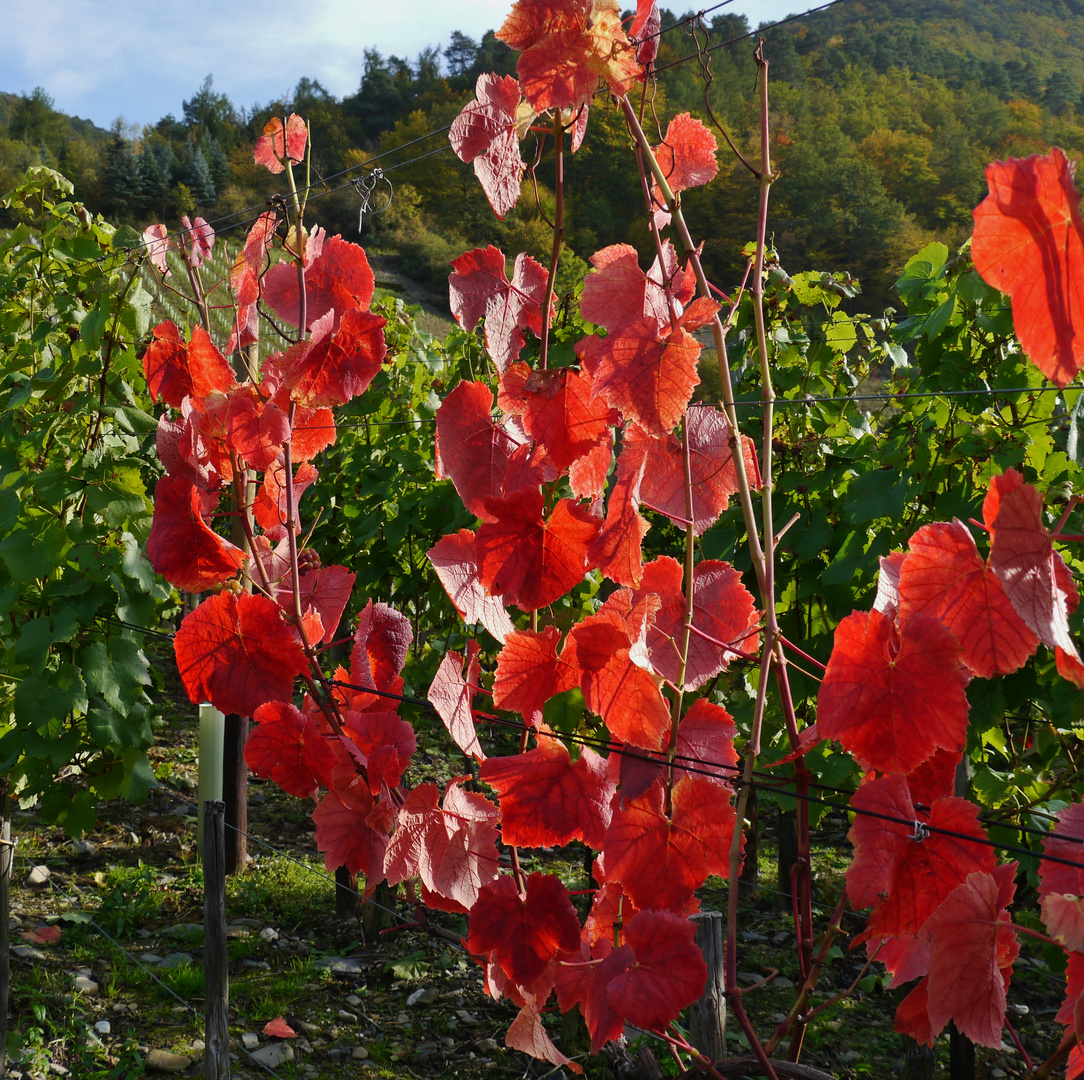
[226, 852, 333, 924]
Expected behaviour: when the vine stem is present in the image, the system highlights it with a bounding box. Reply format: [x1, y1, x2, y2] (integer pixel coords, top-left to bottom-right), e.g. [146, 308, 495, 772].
[764, 888, 850, 1055]
[538, 113, 564, 371]
[618, 97, 766, 596]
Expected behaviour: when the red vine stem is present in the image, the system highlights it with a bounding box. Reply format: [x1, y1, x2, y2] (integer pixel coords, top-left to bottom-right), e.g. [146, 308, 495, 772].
[618, 98, 766, 595]
[538, 112, 564, 371]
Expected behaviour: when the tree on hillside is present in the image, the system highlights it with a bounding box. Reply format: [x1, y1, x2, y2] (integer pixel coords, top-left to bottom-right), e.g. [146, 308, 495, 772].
[344, 50, 414, 141]
[103, 129, 143, 219]
[445, 31, 479, 77]
[1044, 70, 1076, 115]
[294, 77, 335, 110]
[183, 75, 238, 148]
[468, 30, 517, 80]
[10, 88, 61, 147]
[183, 145, 216, 206]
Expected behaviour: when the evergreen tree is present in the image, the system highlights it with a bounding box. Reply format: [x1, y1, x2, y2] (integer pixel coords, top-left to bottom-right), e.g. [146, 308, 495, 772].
[10, 88, 60, 147]
[445, 31, 479, 78]
[294, 77, 334, 110]
[344, 50, 412, 141]
[1044, 70, 1076, 115]
[183, 145, 216, 206]
[182, 75, 238, 149]
[202, 134, 230, 192]
[104, 134, 143, 220]
[139, 141, 171, 217]
[468, 31, 517, 80]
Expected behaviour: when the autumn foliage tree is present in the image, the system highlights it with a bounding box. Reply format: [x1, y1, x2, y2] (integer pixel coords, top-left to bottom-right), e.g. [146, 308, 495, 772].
[139, 0, 1084, 1075]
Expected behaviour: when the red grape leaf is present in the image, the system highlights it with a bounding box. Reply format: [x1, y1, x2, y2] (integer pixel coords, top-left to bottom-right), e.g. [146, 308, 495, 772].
[143, 224, 171, 275]
[499, 364, 612, 476]
[905, 746, 963, 809]
[449, 246, 551, 373]
[505, 1004, 582, 1073]
[984, 468, 1084, 685]
[179, 214, 214, 268]
[429, 642, 485, 759]
[467, 872, 582, 989]
[631, 0, 660, 65]
[568, 436, 613, 499]
[1042, 894, 1084, 953]
[450, 74, 524, 219]
[254, 114, 307, 173]
[619, 697, 737, 802]
[228, 211, 278, 352]
[21, 925, 61, 945]
[898, 519, 1038, 677]
[633, 556, 759, 691]
[875, 933, 931, 989]
[155, 409, 220, 492]
[587, 455, 650, 587]
[226, 392, 290, 472]
[262, 234, 376, 331]
[580, 243, 673, 332]
[476, 488, 600, 610]
[281, 400, 336, 462]
[342, 710, 417, 794]
[556, 940, 634, 1052]
[619, 408, 758, 535]
[262, 1017, 297, 1039]
[1039, 802, 1084, 899]
[142, 321, 234, 409]
[384, 779, 500, 913]
[971, 148, 1084, 387]
[591, 318, 701, 437]
[480, 735, 614, 849]
[427, 529, 515, 643]
[607, 909, 708, 1032]
[846, 774, 995, 938]
[436, 381, 528, 519]
[895, 978, 935, 1047]
[350, 601, 413, 691]
[923, 866, 1019, 1048]
[562, 607, 670, 751]
[873, 551, 905, 617]
[312, 776, 391, 882]
[174, 592, 310, 715]
[245, 701, 343, 797]
[817, 609, 970, 775]
[252, 460, 317, 534]
[276, 307, 387, 408]
[1057, 951, 1084, 1029]
[275, 565, 355, 645]
[603, 777, 736, 911]
[653, 113, 718, 198]
[497, 0, 641, 113]
[492, 626, 575, 724]
[147, 474, 248, 593]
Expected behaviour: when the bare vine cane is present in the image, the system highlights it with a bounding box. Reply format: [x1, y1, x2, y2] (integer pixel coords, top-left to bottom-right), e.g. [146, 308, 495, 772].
[622, 36, 820, 1075]
[352, 168, 394, 233]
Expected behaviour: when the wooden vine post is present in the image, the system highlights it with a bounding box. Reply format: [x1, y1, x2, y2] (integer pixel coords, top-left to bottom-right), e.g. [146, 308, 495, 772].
[203, 800, 230, 1079]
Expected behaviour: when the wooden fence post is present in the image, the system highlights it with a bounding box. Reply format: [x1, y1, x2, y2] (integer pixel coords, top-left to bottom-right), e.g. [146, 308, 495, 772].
[688, 910, 726, 1063]
[203, 800, 230, 1080]
[222, 715, 248, 875]
[1, 779, 11, 1079]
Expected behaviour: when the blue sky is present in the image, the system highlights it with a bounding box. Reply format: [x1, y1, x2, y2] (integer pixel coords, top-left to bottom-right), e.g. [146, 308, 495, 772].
[2, 0, 813, 132]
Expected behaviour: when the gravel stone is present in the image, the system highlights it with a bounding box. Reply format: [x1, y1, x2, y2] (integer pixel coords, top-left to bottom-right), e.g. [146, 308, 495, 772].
[144, 1048, 192, 1072]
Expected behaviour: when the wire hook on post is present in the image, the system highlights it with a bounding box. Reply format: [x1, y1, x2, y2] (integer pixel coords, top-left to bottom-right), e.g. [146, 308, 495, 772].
[352, 168, 394, 233]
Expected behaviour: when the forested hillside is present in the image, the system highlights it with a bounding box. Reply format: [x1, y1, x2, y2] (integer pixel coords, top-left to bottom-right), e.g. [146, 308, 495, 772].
[4, 0, 1084, 308]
